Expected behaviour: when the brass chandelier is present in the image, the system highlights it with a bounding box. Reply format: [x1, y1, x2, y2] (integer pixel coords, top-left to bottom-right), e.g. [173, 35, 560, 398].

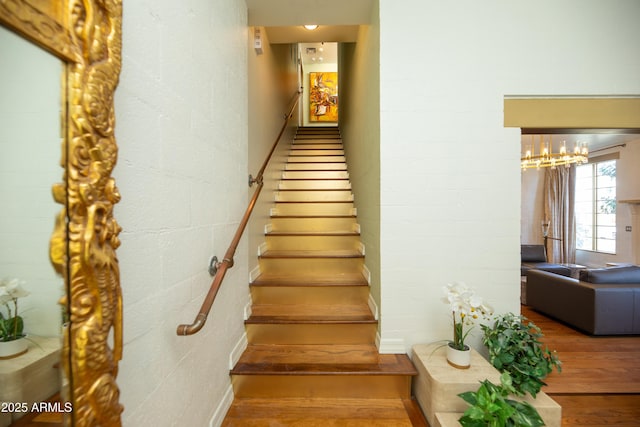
[521, 135, 588, 170]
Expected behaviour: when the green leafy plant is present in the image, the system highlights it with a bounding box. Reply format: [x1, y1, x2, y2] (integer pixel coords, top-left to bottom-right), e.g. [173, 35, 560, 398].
[0, 278, 29, 342]
[458, 372, 545, 427]
[481, 313, 561, 397]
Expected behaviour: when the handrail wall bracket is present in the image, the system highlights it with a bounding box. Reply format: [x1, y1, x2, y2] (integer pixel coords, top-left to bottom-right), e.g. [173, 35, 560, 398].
[208, 256, 220, 276]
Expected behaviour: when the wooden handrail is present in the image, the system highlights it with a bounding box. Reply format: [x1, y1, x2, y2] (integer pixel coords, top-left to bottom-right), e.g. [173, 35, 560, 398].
[177, 88, 302, 336]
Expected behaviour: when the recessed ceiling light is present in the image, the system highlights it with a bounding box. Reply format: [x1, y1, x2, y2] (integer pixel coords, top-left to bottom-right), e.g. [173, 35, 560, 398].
[304, 25, 319, 30]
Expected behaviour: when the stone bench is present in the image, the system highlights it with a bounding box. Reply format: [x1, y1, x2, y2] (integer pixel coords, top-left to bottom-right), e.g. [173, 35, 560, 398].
[411, 343, 561, 427]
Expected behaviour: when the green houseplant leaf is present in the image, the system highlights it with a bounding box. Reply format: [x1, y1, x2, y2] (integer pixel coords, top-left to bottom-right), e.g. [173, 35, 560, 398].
[481, 313, 561, 397]
[458, 373, 545, 427]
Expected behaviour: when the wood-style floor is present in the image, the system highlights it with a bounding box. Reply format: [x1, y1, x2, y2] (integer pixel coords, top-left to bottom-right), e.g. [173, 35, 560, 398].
[10, 306, 640, 426]
[522, 305, 640, 427]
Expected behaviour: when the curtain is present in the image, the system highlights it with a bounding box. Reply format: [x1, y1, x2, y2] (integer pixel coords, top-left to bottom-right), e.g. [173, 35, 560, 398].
[544, 166, 576, 263]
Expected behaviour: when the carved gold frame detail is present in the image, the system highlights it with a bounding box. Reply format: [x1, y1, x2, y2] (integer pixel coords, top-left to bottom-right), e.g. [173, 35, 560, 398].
[0, 1, 123, 425]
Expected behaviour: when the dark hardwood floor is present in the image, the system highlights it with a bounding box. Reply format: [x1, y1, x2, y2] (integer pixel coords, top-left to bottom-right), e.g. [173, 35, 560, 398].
[522, 305, 640, 427]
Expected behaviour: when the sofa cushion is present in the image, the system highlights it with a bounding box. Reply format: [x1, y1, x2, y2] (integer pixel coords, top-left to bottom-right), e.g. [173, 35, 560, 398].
[531, 263, 572, 277]
[579, 265, 640, 284]
[521, 245, 547, 262]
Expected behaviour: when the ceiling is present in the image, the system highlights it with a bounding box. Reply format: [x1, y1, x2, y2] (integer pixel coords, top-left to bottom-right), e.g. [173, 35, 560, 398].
[246, 0, 374, 43]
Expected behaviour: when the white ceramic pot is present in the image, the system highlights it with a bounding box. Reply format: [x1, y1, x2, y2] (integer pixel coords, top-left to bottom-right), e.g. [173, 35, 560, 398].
[0, 337, 28, 359]
[446, 343, 471, 369]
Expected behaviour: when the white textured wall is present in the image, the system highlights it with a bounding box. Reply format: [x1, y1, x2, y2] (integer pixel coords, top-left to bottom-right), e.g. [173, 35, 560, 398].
[0, 27, 64, 337]
[114, 1, 248, 425]
[378, 0, 640, 353]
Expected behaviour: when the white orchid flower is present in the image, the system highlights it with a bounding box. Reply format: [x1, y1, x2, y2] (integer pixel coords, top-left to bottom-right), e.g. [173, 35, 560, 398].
[443, 281, 493, 350]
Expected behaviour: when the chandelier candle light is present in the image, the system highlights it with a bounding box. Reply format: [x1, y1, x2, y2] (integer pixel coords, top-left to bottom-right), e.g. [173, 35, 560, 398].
[521, 135, 588, 170]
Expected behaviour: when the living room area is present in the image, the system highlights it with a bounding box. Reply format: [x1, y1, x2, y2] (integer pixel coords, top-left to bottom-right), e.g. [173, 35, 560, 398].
[520, 130, 640, 335]
[519, 131, 640, 425]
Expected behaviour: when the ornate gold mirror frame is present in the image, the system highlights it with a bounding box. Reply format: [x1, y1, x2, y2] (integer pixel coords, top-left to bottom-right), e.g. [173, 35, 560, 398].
[0, 1, 123, 425]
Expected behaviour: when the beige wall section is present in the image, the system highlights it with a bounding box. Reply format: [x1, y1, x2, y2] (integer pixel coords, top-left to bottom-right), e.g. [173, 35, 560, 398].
[339, 1, 381, 343]
[505, 98, 640, 129]
[520, 170, 545, 245]
[247, 29, 300, 279]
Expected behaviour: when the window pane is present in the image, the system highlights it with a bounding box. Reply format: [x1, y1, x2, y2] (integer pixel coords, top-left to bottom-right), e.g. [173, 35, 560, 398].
[574, 159, 616, 254]
[596, 238, 615, 253]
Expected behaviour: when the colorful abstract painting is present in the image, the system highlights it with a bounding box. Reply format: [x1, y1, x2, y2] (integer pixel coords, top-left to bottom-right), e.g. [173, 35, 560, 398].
[309, 72, 338, 122]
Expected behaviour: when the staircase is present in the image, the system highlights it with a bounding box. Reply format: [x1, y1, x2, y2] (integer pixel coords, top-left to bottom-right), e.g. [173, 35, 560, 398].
[222, 127, 426, 426]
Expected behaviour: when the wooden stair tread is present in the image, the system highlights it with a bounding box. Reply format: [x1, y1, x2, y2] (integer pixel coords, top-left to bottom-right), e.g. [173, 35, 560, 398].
[248, 304, 375, 324]
[234, 344, 379, 364]
[222, 397, 424, 426]
[277, 188, 352, 191]
[251, 272, 368, 287]
[266, 231, 360, 236]
[275, 200, 354, 204]
[271, 214, 357, 219]
[231, 345, 417, 376]
[281, 177, 350, 182]
[260, 249, 363, 258]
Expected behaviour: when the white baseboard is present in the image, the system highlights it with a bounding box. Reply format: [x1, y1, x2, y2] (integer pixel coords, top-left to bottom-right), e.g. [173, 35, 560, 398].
[361, 265, 371, 285]
[257, 242, 268, 256]
[368, 294, 379, 320]
[377, 334, 407, 354]
[229, 332, 248, 370]
[243, 299, 252, 321]
[209, 384, 234, 427]
[249, 265, 261, 283]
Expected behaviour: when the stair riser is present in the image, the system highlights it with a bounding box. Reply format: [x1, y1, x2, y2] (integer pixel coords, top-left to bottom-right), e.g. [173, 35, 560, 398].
[265, 235, 361, 252]
[251, 286, 369, 305]
[279, 180, 351, 190]
[288, 156, 346, 163]
[276, 191, 353, 202]
[269, 217, 358, 232]
[294, 136, 341, 141]
[285, 163, 347, 171]
[282, 171, 349, 180]
[258, 258, 364, 275]
[289, 150, 344, 156]
[290, 141, 344, 151]
[231, 375, 412, 399]
[272, 203, 355, 216]
[246, 323, 377, 345]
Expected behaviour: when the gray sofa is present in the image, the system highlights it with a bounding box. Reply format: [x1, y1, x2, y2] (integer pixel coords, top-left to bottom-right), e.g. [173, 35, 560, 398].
[521, 244, 571, 277]
[526, 265, 640, 335]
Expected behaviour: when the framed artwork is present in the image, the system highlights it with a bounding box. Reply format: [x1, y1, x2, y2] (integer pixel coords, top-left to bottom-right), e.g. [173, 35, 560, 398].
[309, 72, 338, 122]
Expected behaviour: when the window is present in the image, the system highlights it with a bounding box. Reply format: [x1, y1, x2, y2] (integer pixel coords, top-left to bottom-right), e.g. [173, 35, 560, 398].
[575, 158, 617, 253]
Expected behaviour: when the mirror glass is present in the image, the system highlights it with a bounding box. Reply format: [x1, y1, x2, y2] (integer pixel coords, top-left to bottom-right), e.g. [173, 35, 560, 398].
[0, 23, 64, 414]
